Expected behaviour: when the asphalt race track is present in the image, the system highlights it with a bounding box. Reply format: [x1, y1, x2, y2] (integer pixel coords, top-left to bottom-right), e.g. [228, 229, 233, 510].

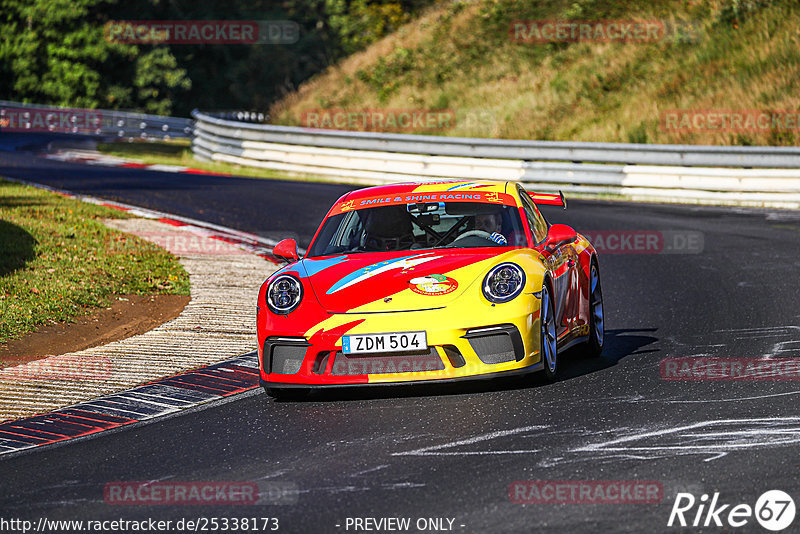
[1, 144, 800, 533]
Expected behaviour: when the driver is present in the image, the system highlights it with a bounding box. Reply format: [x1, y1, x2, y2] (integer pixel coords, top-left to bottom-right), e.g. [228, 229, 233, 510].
[474, 213, 507, 245]
[360, 205, 415, 251]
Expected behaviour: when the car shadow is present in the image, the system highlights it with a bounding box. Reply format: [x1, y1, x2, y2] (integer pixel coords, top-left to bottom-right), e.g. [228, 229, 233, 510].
[0, 219, 37, 276]
[557, 327, 660, 380]
[270, 328, 659, 403]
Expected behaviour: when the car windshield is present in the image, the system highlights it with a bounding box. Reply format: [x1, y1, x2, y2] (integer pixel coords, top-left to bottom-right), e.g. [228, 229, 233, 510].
[307, 201, 527, 257]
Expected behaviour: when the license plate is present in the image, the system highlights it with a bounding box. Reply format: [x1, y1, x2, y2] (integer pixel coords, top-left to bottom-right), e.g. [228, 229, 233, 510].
[342, 331, 427, 354]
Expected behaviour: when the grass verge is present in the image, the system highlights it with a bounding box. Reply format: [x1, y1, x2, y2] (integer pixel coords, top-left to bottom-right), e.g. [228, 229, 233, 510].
[270, 0, 800, 146]
[0, 178, 190, 345]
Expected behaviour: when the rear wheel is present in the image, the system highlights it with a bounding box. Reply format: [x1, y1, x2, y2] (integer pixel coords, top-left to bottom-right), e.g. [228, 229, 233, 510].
[582, 261, 604, 357]
[540, 282, 558, 382]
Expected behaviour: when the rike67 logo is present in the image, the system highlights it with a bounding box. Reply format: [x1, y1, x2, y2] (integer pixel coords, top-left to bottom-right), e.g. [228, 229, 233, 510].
[668, 490, 795, 531]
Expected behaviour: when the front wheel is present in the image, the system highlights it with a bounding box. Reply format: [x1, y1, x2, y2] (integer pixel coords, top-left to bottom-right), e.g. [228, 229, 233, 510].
[582, 262, 604, 357]
[540, 282, 559, 382]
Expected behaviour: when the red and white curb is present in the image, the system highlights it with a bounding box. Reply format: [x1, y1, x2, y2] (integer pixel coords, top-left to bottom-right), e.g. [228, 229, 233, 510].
[0, 353, 260, 456]
[0, 179, 303, 456]
[43, 149, 232, 177]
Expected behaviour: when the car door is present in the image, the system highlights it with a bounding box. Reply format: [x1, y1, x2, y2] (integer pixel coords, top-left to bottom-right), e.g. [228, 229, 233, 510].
[519, 188, 578, 339]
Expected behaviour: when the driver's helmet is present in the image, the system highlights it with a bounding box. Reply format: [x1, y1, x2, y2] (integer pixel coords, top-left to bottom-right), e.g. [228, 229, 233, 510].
[360, 205, 414, 251]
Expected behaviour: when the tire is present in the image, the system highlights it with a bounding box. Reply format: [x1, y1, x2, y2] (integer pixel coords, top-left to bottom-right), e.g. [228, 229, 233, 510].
[582, 261, 604, 357]
[540, 281, 559, 382]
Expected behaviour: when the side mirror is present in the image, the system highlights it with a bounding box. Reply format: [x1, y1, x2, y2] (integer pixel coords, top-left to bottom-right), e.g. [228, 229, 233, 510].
[273, 238, 299, 263]
[544, 224, 577, 251]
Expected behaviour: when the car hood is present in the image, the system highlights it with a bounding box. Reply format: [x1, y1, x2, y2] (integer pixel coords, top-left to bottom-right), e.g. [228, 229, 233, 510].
[296, 249, 503, 314]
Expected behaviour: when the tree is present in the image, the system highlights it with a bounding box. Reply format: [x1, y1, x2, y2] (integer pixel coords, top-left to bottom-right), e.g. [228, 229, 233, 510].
[0, 0, 190, 114]
[0, 0, 433, 115]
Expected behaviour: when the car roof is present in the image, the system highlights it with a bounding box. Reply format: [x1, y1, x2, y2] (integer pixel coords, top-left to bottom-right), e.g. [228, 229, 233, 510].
[341, 180, 514, 203]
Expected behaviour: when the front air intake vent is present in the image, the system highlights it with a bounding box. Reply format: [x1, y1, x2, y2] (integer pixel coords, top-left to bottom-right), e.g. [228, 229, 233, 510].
[443, 345, 466, 368]
[272, 346, 305, 374]
[464, 325, 524, 364]
[263, 337, 309, 374]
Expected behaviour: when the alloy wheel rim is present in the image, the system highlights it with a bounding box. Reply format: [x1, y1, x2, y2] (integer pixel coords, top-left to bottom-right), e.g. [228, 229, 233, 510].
[541, 286, 557, 372]
[590, 265, 604, 346]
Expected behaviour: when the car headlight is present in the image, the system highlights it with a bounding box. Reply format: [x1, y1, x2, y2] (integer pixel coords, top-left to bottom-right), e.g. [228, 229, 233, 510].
[482, 263, 526, 303]
[266, 275, 303, 314]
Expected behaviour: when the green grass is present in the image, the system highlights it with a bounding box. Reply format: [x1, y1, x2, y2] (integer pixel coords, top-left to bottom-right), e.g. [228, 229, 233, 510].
[0, 179, 190, 345]
[97, 140, 329, 183]
[271, 0, 800, 146]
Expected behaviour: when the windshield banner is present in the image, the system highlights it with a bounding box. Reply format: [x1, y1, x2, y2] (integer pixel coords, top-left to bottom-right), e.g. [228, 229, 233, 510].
[330, 191, 515, 216]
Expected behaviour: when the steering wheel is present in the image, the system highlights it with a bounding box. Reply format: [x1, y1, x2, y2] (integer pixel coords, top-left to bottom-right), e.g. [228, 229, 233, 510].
[454, 230, 493, 242]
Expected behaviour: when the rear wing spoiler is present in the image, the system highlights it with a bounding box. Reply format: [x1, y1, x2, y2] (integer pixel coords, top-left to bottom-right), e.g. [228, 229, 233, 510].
[528, 190, 567, 209]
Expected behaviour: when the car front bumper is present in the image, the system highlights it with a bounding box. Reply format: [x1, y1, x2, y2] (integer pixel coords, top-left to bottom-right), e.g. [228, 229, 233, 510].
[257, 302, 545, 387]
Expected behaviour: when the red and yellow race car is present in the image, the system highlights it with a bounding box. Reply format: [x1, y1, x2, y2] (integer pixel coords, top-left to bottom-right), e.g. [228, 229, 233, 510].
[257, 180, 603, 397]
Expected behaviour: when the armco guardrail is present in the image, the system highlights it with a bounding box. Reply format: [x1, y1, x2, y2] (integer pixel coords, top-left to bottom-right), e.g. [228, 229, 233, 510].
[191, 110, 800, 208]
[0, 100, 193, 140]
[192, 111, 800, 167]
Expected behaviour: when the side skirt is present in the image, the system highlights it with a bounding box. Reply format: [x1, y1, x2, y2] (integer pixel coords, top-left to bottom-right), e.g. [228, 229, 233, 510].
[558, 333, 590, 353]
